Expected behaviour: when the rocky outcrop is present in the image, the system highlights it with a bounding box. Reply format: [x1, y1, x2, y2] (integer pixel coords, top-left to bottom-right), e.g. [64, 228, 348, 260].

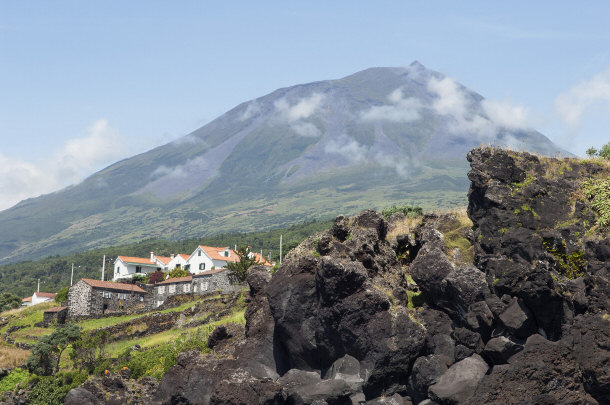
[67, 148, 610, 404]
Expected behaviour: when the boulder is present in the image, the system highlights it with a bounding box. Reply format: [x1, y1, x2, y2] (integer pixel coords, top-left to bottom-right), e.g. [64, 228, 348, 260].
[482, 336, 523, 365]
[428, 354, 488, 405]
[408, 355, 450, 404]
[65, 388, 100, 405]
[497, 298, 537, 340]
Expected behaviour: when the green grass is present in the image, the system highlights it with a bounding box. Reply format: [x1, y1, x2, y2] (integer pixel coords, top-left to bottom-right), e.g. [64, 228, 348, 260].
[0, 368, 30, 392]
[77, 313, 144, 331]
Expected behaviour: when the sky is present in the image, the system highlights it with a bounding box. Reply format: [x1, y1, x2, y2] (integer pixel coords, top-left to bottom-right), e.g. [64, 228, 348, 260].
[1, 1, 610, 211]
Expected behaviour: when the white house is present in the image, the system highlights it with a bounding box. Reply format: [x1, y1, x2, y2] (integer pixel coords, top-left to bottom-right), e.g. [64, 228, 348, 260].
[187, 245, 235, 273]
[22, 291, 57, 306]
[167, 254, 190, 271]
[114, 254, 163, 281]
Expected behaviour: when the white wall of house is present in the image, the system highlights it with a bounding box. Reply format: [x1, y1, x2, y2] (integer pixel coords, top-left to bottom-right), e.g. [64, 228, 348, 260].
[32, 293, 54, 305]
[168, 255, 188, 270]
[187, 247, 215, 273]
[113, 258, 160, 281]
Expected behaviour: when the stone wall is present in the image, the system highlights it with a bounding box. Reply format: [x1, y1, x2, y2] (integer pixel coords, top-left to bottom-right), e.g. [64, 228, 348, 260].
[193, 271, 237, 294]
[154, 281, 192, 307]
[90, 287, 147, 316]
[43, 307, 68, 326]
[68, 280, 93, 318]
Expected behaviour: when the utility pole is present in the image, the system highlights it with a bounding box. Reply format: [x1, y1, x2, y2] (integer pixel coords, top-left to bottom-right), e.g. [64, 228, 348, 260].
[279, 234, 283, 265]
[37, 278, 40, 293]
[101, 255, 106, 281]
[71, 263, 74, 286]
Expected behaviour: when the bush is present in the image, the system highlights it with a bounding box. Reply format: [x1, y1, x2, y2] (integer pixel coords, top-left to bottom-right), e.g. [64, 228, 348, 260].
[26, 371, 87, 405]
[0, 368, 30, 392]
[0, 293, 22, 312]
[27, 324, 81, 375]
[381, 204, 423, 219]
[148, 270, 164, 284]
[54, 287, 69, 304]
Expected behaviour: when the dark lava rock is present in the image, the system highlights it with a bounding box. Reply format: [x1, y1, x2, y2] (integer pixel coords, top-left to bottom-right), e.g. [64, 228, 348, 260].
[467, 334, 598, 405]
[428, 354, 488, 405]
[65, 387, 100, 405]
[408, 354, 450, 404]
[482, 336, 523, 365]
[208, 325, 232, 349]
[497, 298, 537, 340]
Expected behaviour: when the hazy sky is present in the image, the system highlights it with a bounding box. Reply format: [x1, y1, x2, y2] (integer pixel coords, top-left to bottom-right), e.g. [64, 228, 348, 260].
[1, 1, 610, 211]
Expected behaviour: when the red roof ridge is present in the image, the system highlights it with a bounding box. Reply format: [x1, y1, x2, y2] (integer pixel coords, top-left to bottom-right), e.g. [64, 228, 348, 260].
[81, 278, 147, 293]
[157, 275, 193, 285]
[35, 292, 57, 298]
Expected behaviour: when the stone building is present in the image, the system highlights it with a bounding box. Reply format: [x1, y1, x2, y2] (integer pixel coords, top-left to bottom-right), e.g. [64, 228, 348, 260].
[153, 268, 238, 307]
[68, 278, 147, 318]
[43, 306, 68, 326]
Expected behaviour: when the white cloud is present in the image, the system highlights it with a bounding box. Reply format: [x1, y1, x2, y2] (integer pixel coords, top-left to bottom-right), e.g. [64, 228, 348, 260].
[290, 122, 321, 138]
[555, 67, 610, 129]
[0, 119, 129, 211]
[324, 136, 368, 163]
[427, 76, 529, 138]
[361, 88, 422, 122]
[239, 101, 261, 121]
[274, 93, 325, 122]
[150, 156, 207, 180]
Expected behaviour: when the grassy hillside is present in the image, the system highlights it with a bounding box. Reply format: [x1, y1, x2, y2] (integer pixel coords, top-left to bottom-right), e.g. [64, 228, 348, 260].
[0, 291, 247, 404]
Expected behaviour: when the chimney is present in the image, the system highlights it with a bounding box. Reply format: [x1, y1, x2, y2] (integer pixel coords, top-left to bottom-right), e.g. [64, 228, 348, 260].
[150, 252, 155, 262]
[170, 254, 175, 259]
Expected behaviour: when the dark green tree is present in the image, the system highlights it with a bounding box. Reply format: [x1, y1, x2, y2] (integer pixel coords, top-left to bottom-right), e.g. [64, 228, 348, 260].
[226, 245, 257, 282]
[27, 324, 82, 375]
[599, 142, 610, 160]
[69, 329, 109, 373]
[586, 147, 598, 157]
[0, 292, 22, 311]
[54, 286, 69, 304]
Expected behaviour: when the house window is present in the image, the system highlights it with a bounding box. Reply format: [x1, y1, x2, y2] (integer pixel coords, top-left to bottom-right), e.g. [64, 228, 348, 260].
[102, 291, 112, 298]
[184, 284, 190, 292]
[116, 267, 120, 274]
[176, 263, 181, 268]
[199, 263, 205, 271]
[198, 250, 201, 256]
[158, 286, 165, 294]
[202, 281, 209, 291]
[117, 293, 127, 300]
[185, 264, 190, 271]
[169, 285, 175, 293]
[225, 250, 229, 257]
[136, 266, 142, 273]
[140, 296, 144, 302]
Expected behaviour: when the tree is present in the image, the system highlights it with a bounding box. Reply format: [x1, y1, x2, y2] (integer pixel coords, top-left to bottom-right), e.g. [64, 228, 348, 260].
[164, 267, 189, 280]
[0, 292, 22, 311]
[148, 270, 164, 284]
[69, 329, 109, 373]
[226, 245, 257, 282]
[27, 324, 82, 375]
[54, 286, 69, 304]
[586, 143, 610, 160]
[586, 147, 598, 158]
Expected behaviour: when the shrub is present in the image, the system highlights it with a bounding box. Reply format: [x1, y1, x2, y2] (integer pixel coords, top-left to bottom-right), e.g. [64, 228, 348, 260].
[27, 324, 81, 375]
[583, 177, 610, 228]
[148, 270, 164, 284]
[0, 368, 30, 392]
[381, 204, 423, 219]
[0, 293, 22, 312]
[26, 370, 87, 405]
[54, 287, 69, 304]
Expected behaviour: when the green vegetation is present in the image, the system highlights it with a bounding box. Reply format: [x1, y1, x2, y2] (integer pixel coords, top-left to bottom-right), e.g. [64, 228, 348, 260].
[27, 324, 81, 375]
[583, 177, 610, 228]
[54, 287, 69, 304]
[0, 368, 30, 392]
[510, 173, 536, 195]
[586, 142, 610, 159]
[0, 293, 21, 312]
[226, 245, 259, 282]
[381, 204, 423, 219]
[437, 211, 474, 265]
[407, 290, 425, 309]
[543, 239, 586, 280]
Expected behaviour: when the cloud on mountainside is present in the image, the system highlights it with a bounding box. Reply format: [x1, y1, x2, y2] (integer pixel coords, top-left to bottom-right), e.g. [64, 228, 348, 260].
[324, 135, 369, 163]
[361, 87, 422, 122]
[274, 93, 325, 137]
[0, 119, 128, 211]
[555, 66, 610, 129]
[150, 156, 208, 181]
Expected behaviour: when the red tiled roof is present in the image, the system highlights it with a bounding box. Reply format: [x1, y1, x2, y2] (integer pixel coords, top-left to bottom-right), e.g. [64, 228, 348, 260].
[194, 268, 228, 276]
[22, 296, 32, 302]
[45, 306, 67, 313]
[157, 275, 193, 285]
[117, 256, 158, 266]
[177, 254, 190, 261]
[197, 246, 235, 262]
[155, 256, 172, 265]
[35, 292, 57, 299]
[250, 252, 273, 267]
[81, 278, 147, 293]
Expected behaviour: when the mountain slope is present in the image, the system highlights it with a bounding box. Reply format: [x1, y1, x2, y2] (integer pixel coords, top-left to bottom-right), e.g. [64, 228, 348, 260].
[0, 62, 567, 263]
